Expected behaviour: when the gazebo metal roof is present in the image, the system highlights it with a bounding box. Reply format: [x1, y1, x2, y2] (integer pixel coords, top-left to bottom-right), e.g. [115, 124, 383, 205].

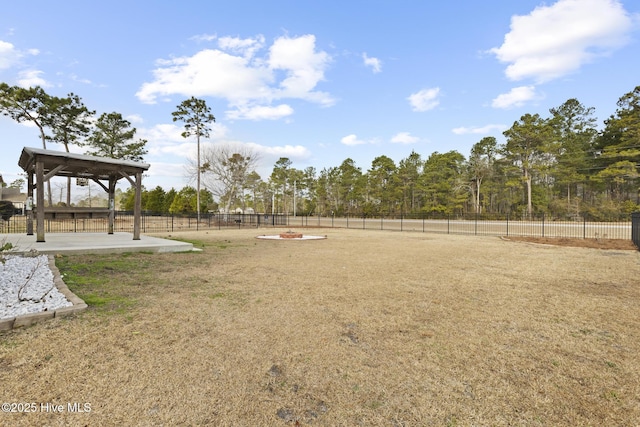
[19, 147, 150, 180]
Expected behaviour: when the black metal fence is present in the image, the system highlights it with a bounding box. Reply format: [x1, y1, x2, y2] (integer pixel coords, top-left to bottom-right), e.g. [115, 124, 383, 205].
[0, 211, 636, 243]
[632, 212, 640, 249]
[317, 213, 634, 240]
[0, 211, 288, 235]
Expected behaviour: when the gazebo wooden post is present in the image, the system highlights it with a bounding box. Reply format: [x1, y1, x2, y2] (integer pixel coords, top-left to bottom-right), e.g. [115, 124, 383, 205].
[108, 177, 116, 235]
[35, 160, 45, 242]
[133, 171, 142, 240]
[26, 172, 34, 236]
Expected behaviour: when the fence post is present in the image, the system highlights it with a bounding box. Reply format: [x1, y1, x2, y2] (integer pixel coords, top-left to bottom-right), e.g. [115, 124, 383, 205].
[475, 212, 478, 235]
[363, 215, 365, 230]
[447, 214, 450, 234]
[583, 217, 586, 239]
[542, 213, 545, 238]
[506, 214, 509, 237]
[632, 212, 640, 249]
[401, 212, 403, 232]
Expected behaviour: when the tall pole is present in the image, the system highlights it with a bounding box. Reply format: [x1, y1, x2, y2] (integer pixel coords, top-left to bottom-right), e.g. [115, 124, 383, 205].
[196, 133, 201, 227]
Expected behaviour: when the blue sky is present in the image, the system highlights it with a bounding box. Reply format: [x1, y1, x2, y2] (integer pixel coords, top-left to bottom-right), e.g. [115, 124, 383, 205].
[1, 0, 639, 194]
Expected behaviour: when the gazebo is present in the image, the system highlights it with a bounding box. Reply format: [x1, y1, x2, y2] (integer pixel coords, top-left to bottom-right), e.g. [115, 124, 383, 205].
[18, 147, 150, 242]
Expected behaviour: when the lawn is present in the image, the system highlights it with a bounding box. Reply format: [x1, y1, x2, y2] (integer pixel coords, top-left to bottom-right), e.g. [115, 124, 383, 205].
[1, 228, 639, 426]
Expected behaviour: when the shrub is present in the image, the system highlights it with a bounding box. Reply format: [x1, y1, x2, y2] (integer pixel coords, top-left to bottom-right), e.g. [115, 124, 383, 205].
[0, 200, 16, 221]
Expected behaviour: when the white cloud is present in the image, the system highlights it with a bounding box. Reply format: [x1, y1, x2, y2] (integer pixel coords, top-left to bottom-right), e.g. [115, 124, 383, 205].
[390, 132, 419, 144]
[407, 87, 440, 112]
[126, 114, 144, 124]
[69, 74, 93, 85]
[0, 40, 18, 69]
[145, 162, 187, 180]
[491, 86, 539, 109]
[246, 142, 311, 160]
[137, 34, 334, 120]
[268, 34, 333, 104]
[137, 48, 270, 104]
[0, 40, 38, 70]
[341, 134, 367, 146]
[190, 33, 217, 43]
[362, 53, 382, 73]
[142, 127, 194, 158]
[218, 35, 265, 58]
[226, 104, 294, 121]
[140, 122, 229, 158]
[155, 140, 197, 159]
[490, 0, 636, 83]
[452, 124, 507, 135]
[17, 69, 49, 88]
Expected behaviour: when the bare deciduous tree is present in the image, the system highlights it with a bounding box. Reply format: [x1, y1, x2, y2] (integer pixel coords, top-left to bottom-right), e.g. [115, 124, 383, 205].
[186, 143, 261, 213]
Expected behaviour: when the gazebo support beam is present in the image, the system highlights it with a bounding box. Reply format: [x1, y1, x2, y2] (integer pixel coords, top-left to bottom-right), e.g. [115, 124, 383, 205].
[43, 164, 67, 182]
[26, 172, 34, 236]
[108, 177, 116, 234]
[133, 172, 142, 240]
[36, 160, 45, 242]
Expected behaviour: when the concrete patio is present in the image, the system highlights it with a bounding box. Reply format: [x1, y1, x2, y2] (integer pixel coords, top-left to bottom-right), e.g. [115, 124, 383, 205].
[1, 232, 195, 255]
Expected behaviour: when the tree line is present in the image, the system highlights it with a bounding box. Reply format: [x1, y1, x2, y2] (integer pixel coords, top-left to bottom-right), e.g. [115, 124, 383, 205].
[2, 83, 639, 221]
[151, 86, 639, 221]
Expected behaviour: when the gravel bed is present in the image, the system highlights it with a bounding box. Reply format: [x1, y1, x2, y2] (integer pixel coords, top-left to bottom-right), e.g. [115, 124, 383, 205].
[0, 255, 72, 320]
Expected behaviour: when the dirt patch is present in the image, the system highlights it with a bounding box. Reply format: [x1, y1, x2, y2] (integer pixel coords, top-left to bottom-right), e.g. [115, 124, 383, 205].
[506, 236, 638, 250]
[1, 229, 639, 426]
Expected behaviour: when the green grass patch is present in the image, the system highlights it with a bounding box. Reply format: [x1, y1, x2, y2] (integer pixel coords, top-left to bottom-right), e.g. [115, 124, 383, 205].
[81, 294, 110, 306]
[171, 237, 241, 250]
[170, 238, 209, 248]
[56, 253, 152, 315]
[81, 292, 135, 310]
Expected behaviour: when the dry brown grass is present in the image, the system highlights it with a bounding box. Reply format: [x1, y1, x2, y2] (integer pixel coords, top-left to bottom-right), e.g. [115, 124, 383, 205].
[505, 236, 638, 251]
[1, 228, 639, 426]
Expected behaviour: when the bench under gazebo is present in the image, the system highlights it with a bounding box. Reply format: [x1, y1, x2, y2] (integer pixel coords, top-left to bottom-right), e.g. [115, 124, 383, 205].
[18, 147, 150, 242]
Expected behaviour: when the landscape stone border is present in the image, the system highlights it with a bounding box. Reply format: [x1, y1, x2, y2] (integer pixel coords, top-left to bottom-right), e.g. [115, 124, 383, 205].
[0, 255, 87, 331]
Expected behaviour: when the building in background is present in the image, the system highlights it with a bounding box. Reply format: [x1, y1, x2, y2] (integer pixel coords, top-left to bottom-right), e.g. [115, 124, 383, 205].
[0, 174, 25, 214]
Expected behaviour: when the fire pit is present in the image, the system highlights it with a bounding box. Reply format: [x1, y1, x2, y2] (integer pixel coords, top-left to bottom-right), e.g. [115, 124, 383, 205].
[279, 230, 303, 239]
[256, 231, 327, 241]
